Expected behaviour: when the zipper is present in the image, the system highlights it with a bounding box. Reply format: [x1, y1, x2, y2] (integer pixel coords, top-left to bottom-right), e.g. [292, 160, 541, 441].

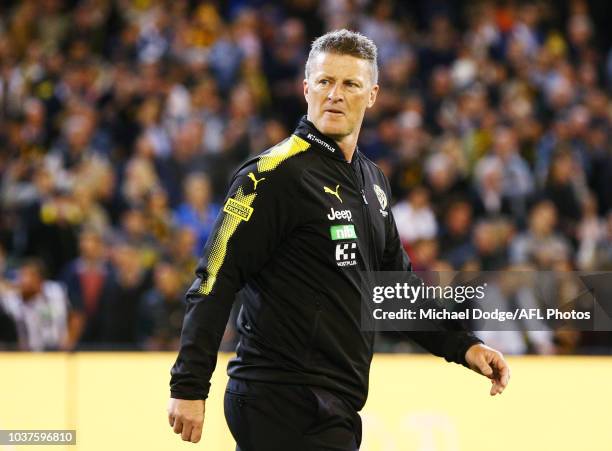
[349, 154, 375, 270]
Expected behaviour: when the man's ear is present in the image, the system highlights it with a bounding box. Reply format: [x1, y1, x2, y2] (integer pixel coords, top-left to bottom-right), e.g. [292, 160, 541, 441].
[367, 84, 379, 108]
[303, 79, 309, 100]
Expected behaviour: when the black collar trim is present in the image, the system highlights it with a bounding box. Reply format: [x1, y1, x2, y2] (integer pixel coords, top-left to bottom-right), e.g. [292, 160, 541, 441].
[293, 116, 347, 162]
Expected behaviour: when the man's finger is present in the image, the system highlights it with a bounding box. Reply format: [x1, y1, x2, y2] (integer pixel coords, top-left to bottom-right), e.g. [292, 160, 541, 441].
[490, 377, 502, 395]
[495, 380, 505, 394]
[476, 356, 493, 377]
[489, 374, 506, 396]
[490, 383, 501, 396]
[173, 417, 184, 434]
[491, 353, 510, 387]
[190, 423, 203, 443]
[168, 413, 175, 427]
[181, 422, 193, 441]
[499, 365, 510, 387]
[501, 359, 511, 386]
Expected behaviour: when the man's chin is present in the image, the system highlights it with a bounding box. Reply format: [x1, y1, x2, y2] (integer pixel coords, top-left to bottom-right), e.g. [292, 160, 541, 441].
[318, 122, 350, 140]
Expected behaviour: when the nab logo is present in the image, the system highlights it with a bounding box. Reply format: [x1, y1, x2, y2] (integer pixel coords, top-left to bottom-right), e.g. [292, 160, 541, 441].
[335, 243, 357, 267]
[330, 224, 356, 240]
[248, 172, 266, 190]
[324, 184, 342, 203]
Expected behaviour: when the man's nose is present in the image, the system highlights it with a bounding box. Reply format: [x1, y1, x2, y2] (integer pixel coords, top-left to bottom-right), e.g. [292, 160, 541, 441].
[327, 83, 344, 102]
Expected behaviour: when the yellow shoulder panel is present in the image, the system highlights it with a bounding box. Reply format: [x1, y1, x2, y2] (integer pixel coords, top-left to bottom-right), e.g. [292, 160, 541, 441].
[198, 187, 256, 295]
[198, 135, 310, 296]
[257, 135, 310, 173]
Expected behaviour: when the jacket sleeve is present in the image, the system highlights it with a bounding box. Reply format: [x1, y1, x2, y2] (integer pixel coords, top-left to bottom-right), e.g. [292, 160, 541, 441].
[380, 178, 483, 367]
[170, 162, 297, 399]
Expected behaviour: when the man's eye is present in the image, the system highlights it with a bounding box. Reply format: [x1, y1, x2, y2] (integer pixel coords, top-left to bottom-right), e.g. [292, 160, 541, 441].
[319, 79, 329, 85]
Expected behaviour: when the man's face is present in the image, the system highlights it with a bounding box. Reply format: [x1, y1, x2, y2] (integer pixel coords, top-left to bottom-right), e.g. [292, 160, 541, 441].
[19, 266, 42, 299]
[79, 232, 103, 260]
[304, 52, 378, 140]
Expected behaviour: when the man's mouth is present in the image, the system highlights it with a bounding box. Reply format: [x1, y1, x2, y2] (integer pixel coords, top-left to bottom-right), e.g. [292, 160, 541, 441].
[324, 109, 344, 116]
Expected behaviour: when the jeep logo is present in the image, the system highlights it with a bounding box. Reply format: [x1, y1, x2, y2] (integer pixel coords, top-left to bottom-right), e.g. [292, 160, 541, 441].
[327, 208, 352, 222]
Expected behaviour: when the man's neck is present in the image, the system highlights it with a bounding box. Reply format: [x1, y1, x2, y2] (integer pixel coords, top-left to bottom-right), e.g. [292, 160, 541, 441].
[332, 134, 358, 163]
[304, 116, 361, 162]
[21, 291, 40, 302]
[81, 257, 104, 269]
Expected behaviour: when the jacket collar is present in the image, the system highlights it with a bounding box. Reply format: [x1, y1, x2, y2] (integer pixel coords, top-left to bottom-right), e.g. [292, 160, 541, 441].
[294, 116, 359, 163]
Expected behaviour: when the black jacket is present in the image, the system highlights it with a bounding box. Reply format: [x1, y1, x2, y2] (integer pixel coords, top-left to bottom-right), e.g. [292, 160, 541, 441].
[170, 117, 482, 410]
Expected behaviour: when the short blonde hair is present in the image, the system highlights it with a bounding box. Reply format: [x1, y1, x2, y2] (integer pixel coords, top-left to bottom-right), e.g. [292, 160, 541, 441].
[305, 29, 378, 84]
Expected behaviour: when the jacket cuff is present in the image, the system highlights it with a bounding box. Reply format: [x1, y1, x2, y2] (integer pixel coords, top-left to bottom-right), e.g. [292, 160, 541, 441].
[453, 334, 484, 368]
[170, 390, 208, 400]
[445, 332, 483, 368]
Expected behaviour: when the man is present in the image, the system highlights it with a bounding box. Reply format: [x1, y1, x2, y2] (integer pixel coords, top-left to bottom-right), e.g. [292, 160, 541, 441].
[0, 246, 17, 347]
[61, 229, 115, 347]
[168, 29, 510, 450]
[0, 259, 74, 351]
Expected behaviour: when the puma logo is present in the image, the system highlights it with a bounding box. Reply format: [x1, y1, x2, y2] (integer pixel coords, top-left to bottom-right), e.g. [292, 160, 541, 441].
[248, 172, 266, 190]
[324, 184, 342, 203]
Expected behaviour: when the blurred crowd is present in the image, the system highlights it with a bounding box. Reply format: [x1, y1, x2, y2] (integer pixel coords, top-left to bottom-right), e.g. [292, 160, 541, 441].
[0, 0, 611, 354]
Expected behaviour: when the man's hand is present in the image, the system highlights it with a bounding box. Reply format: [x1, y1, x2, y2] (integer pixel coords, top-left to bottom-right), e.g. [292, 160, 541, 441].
[167, 398, 205, 443]
[465, 344, 510, 396]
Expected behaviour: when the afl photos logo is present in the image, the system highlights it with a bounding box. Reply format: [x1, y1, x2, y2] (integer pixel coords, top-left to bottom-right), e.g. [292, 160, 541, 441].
[373, 184, 388, 218]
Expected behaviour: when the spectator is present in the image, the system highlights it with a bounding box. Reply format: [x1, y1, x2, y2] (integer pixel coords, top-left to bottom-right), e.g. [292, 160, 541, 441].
[408, 239, 439, 271]
[158, 120, 210, 207]
[392, 186, 437, 249]
[587, 118, 612, 215]
[166, 227, 199, 288]
[145, 186, 174, 246]
[473, 155, 513, 219]
[121, 153, 160, 208]
[172, 172, 220, 254]
[590, 212, 612, 271]
[542, 148, 584, 239]
[424, 152, 468, 218]
[23, 188, 81, 279]
[114, 207, 160, 270]
[135, 96, 171, 158]
[489, 126, 534, 220]
[61, 229, 116, 347]
[72, 182, 111, 236]
[510, 200, 571, 268]
[471, 220, 511, 270]
[438, 199, 474, 269]
[139, 262, 185, 351]
[0, 259, 74, 351]
[102, 243, 151, 348]
[0, 301, 18, 347]
[576, 192, 606, 270]
[0, 245, 17, 347]
[475, 271, 555, 355]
